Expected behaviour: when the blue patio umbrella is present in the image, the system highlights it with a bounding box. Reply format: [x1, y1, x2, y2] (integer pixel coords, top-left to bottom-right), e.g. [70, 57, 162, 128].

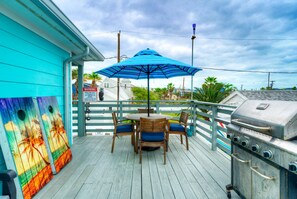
[96, 48, 202, 116]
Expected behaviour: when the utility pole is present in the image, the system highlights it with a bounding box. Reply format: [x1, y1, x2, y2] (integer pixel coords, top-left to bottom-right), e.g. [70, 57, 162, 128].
[191, 24, 196, 100]
[117, 31, 121, 112]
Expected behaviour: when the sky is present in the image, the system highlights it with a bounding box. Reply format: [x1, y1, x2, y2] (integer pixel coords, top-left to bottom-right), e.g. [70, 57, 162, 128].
[53, 0, 297, 90]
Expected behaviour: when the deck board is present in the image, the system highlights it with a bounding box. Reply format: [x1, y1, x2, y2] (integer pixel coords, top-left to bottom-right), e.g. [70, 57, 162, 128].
[34, 135, 239, 199]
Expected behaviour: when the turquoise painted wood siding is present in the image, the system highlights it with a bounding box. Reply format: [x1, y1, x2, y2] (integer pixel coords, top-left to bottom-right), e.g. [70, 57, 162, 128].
[0, 14, 70, 171]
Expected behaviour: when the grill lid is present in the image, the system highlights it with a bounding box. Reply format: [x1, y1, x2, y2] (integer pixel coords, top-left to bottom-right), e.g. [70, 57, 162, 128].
[231, 100, 297, 140]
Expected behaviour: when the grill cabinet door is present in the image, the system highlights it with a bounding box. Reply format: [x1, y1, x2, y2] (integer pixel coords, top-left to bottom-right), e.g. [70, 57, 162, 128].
[251, 156, 280, 199]
[233, 146, 252, 198]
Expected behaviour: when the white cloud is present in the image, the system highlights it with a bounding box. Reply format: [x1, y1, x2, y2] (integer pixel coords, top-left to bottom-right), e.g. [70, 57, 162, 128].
[53, 0, 297, 90]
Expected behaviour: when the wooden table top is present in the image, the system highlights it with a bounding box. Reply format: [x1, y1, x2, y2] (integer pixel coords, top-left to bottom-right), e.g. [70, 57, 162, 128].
[125, 113, 171, 121]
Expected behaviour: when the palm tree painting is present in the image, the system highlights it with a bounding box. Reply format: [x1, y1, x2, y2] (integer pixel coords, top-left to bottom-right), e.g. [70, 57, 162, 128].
[0, 98, 53, 199]
[36, 96, 72, 173]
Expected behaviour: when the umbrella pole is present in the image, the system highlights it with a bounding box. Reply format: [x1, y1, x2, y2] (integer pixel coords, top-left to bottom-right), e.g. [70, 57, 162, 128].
[147, 68, 150, 117]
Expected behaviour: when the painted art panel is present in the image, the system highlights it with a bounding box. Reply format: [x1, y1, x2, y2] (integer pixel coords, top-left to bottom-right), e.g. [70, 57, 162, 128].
[0, 98, 53, 199]
[36, 96, 72, 173]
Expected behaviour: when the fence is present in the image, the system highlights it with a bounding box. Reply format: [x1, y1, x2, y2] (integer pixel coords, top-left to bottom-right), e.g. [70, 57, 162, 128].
[72, 100, 236, 154]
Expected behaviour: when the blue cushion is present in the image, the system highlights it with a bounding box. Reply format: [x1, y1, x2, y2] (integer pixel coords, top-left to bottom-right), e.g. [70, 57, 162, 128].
[170, 123, 185, 132]
[116, 124, 133, 133]
[141, 132, 164, 142]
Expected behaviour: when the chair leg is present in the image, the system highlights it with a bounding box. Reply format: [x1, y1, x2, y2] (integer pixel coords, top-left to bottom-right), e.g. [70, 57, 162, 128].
[185, 134, 189, 150]
[139, 144, 142, 164]
[111, 135, 116, 153]
[166, 133, 169, 152]
[131, 134, 134, 145]
[135, 132, 139, 154]
[180, 135, 183, 144]
[164, 142, 166, 165]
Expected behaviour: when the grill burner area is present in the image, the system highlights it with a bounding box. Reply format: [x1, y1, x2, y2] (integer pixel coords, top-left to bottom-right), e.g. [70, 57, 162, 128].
[226, 100, 297, 199]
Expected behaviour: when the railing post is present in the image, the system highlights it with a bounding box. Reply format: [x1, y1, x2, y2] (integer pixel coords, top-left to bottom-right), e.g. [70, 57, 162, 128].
[77, 64, 86, 137]
[211, 105, 218, 151]
[192, 102, 197, 136]
[156, 101, 160, 113]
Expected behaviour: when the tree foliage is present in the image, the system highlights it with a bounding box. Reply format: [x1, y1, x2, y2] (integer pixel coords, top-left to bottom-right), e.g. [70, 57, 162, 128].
[194, 76, 236, 103]
[131, 87, 159, 101]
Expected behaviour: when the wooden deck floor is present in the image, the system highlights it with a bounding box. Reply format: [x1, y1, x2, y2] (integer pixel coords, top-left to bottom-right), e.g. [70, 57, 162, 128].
[34, 135, 239, 199]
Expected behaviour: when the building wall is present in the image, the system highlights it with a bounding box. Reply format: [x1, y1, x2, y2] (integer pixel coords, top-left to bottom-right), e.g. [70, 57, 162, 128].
[0, 14, 69, 170]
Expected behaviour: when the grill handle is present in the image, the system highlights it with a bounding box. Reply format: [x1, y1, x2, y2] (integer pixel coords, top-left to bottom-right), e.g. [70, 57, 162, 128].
[230, 153, 250, 164]
[250, 166, 276, 180]
[231, 119, 271, 133]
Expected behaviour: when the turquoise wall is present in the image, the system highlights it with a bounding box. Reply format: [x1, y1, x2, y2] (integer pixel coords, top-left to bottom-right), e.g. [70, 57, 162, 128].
[0, 14, 70, 171]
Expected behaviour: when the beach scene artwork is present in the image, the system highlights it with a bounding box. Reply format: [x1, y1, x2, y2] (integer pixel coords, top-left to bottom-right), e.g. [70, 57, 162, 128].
[0, 98, 53, 199]
[36, 96, 72, 173]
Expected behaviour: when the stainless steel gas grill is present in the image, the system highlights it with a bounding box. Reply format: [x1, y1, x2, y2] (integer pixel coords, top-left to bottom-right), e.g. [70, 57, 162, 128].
[226, 100, 297, 199]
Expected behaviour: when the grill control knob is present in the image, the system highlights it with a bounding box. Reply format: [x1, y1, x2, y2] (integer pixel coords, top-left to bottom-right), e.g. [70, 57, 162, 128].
[251, 144, 260, 152]
[227, 133, 233, 139]
[263, 150, 273, 159]
[241, 140, 249, 147]
[233, 136, 240, 142]
[288, 162, 297, 172]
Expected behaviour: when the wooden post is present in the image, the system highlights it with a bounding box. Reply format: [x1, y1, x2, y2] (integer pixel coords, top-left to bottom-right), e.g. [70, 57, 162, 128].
[211, 105, 218, 151]
[77, 64, 86, 137]
[119, 101, 123, 120]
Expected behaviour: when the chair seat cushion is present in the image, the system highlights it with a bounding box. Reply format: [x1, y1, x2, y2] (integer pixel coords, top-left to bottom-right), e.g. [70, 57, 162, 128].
[170, 123, 185, 132]
[116, 124, 133, 133]
[141, 132, 164, 142]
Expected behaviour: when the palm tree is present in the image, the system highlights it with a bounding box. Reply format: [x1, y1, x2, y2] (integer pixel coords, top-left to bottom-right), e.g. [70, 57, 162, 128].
[204, 77, 217, 85]
[167, 83, 175, 100]
[50, 114, 70, 149]
[18, 124, 50, 165]
[86, 72, 102, 88]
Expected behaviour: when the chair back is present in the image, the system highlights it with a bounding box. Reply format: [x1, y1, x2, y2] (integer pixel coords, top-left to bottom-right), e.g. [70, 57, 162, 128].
[140, 118, 167, 133]
[179, 111, 189, 126]
[138, 108, 155, 113]
[112, 112, 118, 126]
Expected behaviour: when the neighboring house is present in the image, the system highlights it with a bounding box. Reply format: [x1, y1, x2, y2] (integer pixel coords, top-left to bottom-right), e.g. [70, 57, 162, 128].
[220, 90, 297, 107]
[0, 0, 103, 171]
[99, 78, 134, 100]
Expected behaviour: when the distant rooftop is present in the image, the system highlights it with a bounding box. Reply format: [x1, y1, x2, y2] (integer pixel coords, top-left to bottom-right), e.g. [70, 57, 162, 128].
[240, 90, 297, 101]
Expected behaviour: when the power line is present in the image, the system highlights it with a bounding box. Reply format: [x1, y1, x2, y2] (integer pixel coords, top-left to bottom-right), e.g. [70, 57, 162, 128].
[121, 30, 297, 41]
[200, 67, 297, 74]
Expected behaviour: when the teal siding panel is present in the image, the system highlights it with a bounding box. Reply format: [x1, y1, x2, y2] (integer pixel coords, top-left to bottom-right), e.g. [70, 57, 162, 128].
[0, 45, 62, 76]
[0, 28, 64, 67]
[0, 14, 67, 56]
[0, 63, 63, 86]
[0, 82, 64, 98]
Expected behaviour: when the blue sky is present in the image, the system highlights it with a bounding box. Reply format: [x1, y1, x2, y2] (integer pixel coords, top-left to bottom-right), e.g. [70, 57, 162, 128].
[53, 0, 297, 90]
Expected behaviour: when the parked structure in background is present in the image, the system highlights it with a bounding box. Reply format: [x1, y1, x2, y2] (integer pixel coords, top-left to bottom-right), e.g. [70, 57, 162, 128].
[221, 90, 297, 106]
[99, 78, 134, 101]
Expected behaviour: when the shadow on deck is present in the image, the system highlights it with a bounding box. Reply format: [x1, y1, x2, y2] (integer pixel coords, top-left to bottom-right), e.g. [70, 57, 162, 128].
[34, 135, 239, 199]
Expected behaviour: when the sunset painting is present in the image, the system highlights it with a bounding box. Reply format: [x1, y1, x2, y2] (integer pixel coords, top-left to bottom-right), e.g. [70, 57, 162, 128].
[36, 97, 72, 173]
[0, 98, 53, 199]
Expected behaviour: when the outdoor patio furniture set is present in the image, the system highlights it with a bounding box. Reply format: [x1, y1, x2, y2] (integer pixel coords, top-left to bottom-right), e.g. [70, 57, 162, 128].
[111, 110, 189, 164]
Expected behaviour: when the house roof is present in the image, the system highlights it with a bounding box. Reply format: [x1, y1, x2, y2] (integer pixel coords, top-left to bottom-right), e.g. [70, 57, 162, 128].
[221, 90, 297, 105]
[239, 90, 297, 101]
[1, 0, 104, 64]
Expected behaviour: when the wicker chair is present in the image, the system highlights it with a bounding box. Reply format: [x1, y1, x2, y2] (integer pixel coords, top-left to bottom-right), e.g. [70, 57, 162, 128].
[111, 112, 135, 153]
[167, 111, 189, 150]
[138, 117, 167, 164]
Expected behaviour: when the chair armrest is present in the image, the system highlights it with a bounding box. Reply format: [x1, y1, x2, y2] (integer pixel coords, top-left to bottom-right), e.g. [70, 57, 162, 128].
[0, 170, 17, 181]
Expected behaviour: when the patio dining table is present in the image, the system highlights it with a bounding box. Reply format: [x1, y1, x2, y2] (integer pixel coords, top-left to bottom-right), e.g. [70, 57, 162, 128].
[125, 113, 171, 152]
